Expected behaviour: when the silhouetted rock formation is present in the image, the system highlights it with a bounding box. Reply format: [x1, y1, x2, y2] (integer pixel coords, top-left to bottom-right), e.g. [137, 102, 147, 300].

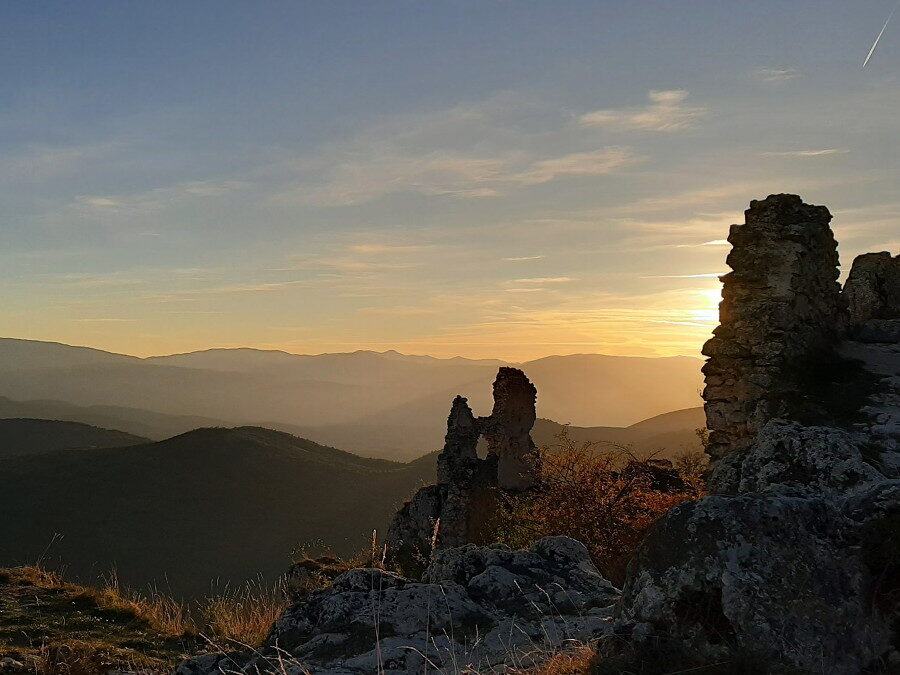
[701, 194, 846, 465]
[385, 367, 538, 571]
[615, 194, 900, 674]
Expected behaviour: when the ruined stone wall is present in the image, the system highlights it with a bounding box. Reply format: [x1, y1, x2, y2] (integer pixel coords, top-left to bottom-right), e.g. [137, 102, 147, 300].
[481, 367, 539, 490]
[385, 367, 538, 572]
[701, 194, 845, 463]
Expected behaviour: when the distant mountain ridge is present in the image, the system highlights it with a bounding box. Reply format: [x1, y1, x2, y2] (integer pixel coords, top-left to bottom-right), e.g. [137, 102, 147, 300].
[0, 396, 225, 441]
[0, 338, 704, 459]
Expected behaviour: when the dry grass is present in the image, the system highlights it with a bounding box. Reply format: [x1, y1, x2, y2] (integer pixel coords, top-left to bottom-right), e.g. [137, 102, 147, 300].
[0, 566, 195, 673]
[517, 643, 596, 674]
[288, 532, 393, 596]
[0, 564, 293, 673]
[198, 577, 288, 648]
[85, 571, 196, 637]
[0, 565, 65, 589]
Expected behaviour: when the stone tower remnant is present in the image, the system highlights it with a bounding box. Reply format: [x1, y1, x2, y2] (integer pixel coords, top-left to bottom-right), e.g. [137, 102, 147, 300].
[701, 193, 845, 464]
[386, 367, 539, 571]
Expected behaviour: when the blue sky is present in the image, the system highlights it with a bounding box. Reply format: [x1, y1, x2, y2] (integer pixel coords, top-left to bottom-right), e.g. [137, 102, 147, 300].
[2, 1, 899, 359]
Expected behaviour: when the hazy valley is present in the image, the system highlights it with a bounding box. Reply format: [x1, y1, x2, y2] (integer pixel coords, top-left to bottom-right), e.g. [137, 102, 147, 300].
[0, 338, 704, 599]
[0, 338, 703, 460]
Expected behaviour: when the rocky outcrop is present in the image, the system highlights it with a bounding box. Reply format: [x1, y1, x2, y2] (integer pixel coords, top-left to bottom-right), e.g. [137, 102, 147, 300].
[701, 194, 846, 464]
[845, 252, 900, 324]
[176, 537, 618, 675]
[845, 252, 900, 348]
[385, 367, 538, 572]
[613, 195, 900, 674]
[480, 368, 539, 491]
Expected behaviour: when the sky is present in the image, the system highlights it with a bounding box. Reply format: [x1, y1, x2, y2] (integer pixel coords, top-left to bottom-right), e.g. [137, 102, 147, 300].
[2, 1, 899, 361]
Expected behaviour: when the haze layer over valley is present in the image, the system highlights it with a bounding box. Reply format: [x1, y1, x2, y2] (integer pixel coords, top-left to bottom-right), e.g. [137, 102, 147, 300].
[0, 338, 703, 460]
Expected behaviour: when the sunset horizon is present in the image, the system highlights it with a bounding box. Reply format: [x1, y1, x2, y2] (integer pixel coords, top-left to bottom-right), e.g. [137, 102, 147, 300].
[5, 2, 898, 362]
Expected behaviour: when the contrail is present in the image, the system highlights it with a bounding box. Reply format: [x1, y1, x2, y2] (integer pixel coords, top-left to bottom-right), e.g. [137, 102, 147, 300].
[864, 0, 900, 67]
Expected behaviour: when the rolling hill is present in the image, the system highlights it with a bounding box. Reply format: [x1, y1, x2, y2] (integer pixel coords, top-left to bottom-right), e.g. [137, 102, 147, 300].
[0, 406, 703, 598]
[0, 396, 226, 441]
[0, 419, 149, 459]
[532, 407, 706, 458]
[0, 426, 434, 598]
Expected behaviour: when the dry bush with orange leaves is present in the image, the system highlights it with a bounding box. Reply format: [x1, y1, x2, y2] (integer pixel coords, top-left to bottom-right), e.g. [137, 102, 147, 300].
[490, 430, 706, 585]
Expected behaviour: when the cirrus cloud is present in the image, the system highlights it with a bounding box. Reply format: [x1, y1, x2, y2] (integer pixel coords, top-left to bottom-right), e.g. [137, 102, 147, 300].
[579, 90, 706, 132]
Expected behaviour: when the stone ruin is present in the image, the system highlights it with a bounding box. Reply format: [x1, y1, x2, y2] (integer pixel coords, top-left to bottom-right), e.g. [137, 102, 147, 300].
[384, 366, 539, 571]
[616, 194, 900, 673]
[177, 193, 899, 675]
[702, 194, 846, 465]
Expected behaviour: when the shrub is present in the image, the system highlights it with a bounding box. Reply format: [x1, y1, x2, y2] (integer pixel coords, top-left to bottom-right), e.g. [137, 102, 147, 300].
[490, 431, 706, 585]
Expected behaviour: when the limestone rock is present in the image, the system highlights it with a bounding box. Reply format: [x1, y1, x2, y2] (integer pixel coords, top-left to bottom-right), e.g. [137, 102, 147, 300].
[616, 490, 897, 675]
[708, 420, 885, 497]
[482, 367, 539, 491]
[176, 537, 618, 675]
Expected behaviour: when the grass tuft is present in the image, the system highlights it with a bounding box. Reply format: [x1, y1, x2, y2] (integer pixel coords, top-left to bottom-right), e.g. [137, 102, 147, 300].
[198, 576, 288, 648]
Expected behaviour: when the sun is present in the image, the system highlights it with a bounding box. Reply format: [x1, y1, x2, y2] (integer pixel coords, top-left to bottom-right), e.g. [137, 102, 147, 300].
[689, 287, 722, 324]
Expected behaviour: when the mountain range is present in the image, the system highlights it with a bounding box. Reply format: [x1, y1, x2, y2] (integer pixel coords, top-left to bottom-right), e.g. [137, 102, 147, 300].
[0, 338, 703, 460]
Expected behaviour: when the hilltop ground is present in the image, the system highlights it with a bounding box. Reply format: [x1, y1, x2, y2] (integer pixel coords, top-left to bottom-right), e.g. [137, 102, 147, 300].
[0, 567, 196, 673]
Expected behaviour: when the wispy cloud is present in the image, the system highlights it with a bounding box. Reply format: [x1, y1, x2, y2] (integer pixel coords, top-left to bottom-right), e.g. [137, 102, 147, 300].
[642, 272, 726, 279]
[279, 147, 636, 206]
[349, 244, 431, 255]
[503, 255, 545, 262]
[510, 148, 636, 185]
[512, 277, 575, 284]
[0, 141, 124, 180]
[754, 68, 799, 83]
[76, 196, 120, 208]
[72, 180, 250, 214]
[267, 93, 639, 207]
[676, 239, 730, 248]
[579, 90, 706, 132]
[358, 306, 441, 316]
[761, 149, 848, 157]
